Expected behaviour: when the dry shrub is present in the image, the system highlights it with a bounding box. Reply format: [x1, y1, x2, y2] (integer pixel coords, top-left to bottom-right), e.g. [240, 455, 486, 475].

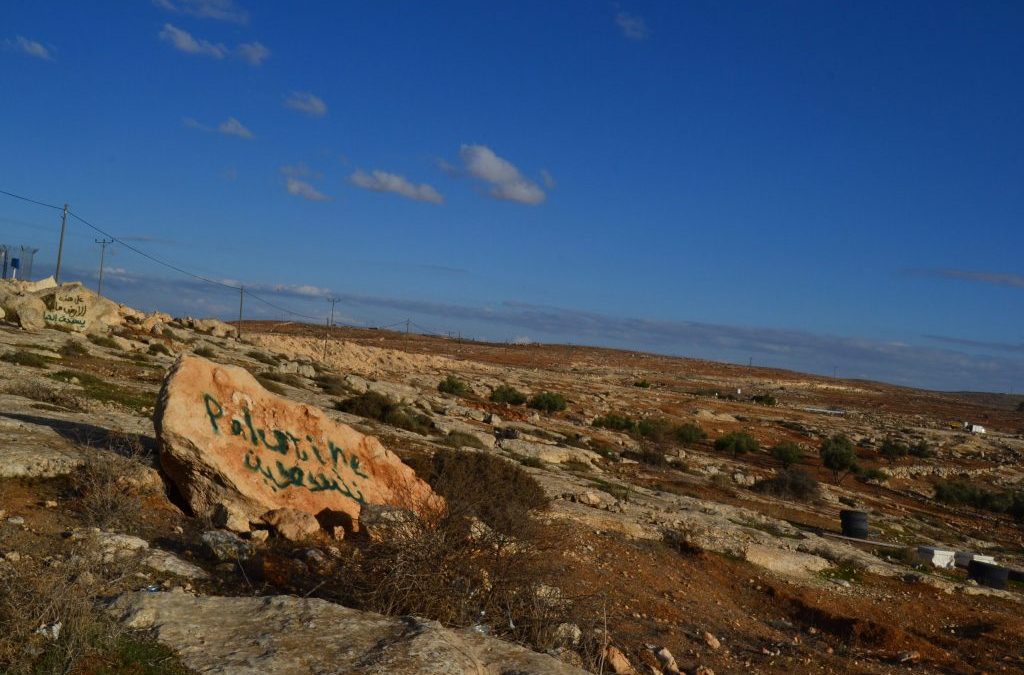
[69, 438, 151, 529]
[4, 381, 83, 411]
[276, 450, 603, 661]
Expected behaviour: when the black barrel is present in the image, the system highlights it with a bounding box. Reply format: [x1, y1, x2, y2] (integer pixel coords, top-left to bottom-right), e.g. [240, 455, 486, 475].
[969, 560, 1009, 589]
[839, 510, 869, 539]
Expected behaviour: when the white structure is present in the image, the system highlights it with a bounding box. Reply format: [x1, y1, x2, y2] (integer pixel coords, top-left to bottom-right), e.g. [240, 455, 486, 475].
[962, 422, 987, 435]
[917, 546, 956, 569]
[954, 551, 996, 568]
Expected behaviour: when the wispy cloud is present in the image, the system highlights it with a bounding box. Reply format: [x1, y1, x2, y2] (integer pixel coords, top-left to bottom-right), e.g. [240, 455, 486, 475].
[159, 23, 268, 65]
[3, 35, 54, 60]
[924, 334, 1024, 354]
[217, 117, 253, 139]
[159, 23, 226, 58]
[540, 169, 556, 189]
[183, 116, 253, 139]
[153, 0, 249, 25]
[237, 41, 270, 66]
[912, 268, 1024, 289]
[350, 170, 443, 204]
[279, 165, 329, 201]
[284, 91, 327, 117]
[616, 12, 650, 40]
[458, 144, 546, 205]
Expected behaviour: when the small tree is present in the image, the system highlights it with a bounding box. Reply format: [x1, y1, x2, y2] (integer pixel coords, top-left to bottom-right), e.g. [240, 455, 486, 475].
[770, 441, 803, 469]
[490, 384, 527, 405]
[674, 423, 707, 445]
[879, 439, 908, 463]
[820, 434, 858, 484]
[714, 432, 759, 456]
[751, 394, 777, 406]
[908, 440, 934, 458]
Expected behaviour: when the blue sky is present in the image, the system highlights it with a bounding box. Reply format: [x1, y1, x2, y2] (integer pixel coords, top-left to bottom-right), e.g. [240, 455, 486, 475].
[1, 0, 1022, 392]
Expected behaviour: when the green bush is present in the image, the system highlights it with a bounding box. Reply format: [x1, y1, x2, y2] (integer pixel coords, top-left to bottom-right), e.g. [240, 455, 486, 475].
[147, 343, 171, 356]
[879, 439, 908, 463]
[819, 434, 858, 484]
[714, 432, 759, 456]
[490, 384, 527, 405]
[750, 394, 777, 406]
[753, 469, 820, 502]
[934, 480, 1024, 521]
[636, 417, 674, 442]
[437, 375, 470, 396]
[592, 413, 635, 432]
[336, 391, 434, 435]
[908, 440, 934, 458]
[858, 467, 888, 483]
[528, 391, 567, 413]
[48, 370, 154, 413]
[315, 373, 351, 396]
[193, 345, 216, 358]
[674, 422, 707, 445]
[247, 350, 278, 365]
[442, 431, 486, 450]
[1, 351, 52, 368]
[770, 442, 803, 469]
[633, 379, 652, 388]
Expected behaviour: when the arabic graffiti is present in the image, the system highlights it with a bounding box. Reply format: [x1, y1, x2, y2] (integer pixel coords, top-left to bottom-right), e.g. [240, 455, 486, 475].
[203, 392, 367, 504]
[43, 290, 90, 331]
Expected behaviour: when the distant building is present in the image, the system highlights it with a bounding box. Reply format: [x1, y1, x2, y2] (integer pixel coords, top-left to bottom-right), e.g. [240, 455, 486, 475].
[963, 422, 987, 435]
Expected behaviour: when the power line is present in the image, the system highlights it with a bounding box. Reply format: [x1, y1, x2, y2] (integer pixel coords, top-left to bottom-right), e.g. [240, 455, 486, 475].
[0, 188, 63, 211]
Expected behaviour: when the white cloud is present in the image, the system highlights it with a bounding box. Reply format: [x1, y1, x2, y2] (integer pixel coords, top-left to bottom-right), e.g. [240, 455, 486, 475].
[153, 0, 249, 24]
[217, 117, 253, 139]
[279, 163, 321, 179]
[350, 170, 443, 204]
[458, 144, 546, 205]
[183, 116, 253, 139]
[540, 169, 556, 189]
[284, 91, 327, 117]
[159, 23, 226, 58]
[616, 12, 650, 40]
[285, 177, 330, 202]
[4, 36, 53, 60]
[237, 41, 269, 66]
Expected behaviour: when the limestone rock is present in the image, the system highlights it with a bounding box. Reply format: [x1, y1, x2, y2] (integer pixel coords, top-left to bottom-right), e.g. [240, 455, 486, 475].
[155, 356, 442, 532]
[499, 438, 603, 466]
[35, 282, 124, 333]
[605, 645, 635, 674]
[109, 592, 588, 674]
[263, 507, 320, 541]
[199, 530, 253, 563]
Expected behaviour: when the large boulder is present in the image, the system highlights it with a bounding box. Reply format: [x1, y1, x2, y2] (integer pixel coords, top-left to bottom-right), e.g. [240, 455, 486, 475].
[110, 592, 587, 674]
[155, 356, 441, 533]
[34, 282, 124, 333]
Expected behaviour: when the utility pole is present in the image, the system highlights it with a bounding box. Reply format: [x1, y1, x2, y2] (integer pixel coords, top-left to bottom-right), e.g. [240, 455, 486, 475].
[327, 297, 338, 327]
[323, 297, 338, 360]
[55, 203, 68, 283]
[94, 238, 113, 296]
[237, 286, 244, 340]
[833, 365, 838, 379]
[405, 318, 410, 334]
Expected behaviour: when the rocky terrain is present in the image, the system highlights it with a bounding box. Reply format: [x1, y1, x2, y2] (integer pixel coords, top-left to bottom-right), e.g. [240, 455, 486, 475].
[1, 277, 1023, 674]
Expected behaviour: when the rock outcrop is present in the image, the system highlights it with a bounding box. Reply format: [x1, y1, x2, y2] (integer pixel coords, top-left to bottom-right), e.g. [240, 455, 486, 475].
[110, 592, 587, 674]
[155, 356, 441, 532]
[0, 279, 123, 333]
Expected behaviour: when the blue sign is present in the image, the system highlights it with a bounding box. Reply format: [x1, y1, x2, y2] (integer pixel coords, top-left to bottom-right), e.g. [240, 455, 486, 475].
[10, 258, 19, 269]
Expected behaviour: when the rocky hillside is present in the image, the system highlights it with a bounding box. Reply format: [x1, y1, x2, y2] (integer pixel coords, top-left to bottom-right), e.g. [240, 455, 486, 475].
[1, 278, 1023, 674]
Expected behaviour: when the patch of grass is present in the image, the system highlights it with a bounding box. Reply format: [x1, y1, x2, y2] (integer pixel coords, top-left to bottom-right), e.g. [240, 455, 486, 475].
[592, 413, 635, 432]
[857, 467, 889, 484]
[442, 431, 486, 449]
[561, 459, 593, 474]
[589, 478, 632, 502]
[1, 350, 52, 368]
[87, 333, 121, 350]
[247, 349, 279, 365]
[161, 327, 176, 340]
[489, 384, 527, 405]
[4, 381, 83, 411]
[817, 565, 862, 583]
[934, 480, 1024, 521]
[633, 379, 652, 388]
[437, 375, 470, 396]
[49, 370, 155, 413]
[256, 376, 287, 395]
[336, 391, 434, 435]
[193, 345, 217, 358]
[674, 422, 707, 445]
[59, 339, 89, 358]
[147, 342, 171, 356]
[258, 371, 307, 387]
[527, 391, 567, 413]
[92, 634, 192, 675]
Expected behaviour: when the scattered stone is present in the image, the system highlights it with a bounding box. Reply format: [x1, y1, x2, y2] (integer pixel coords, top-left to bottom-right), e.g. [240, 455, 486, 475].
[652, 646, 680, 674]
[263, 507, 320, 542]
[694, 667, 715, 675]
[43, 500, 58, 508]
[604, 645, 635, 674]
[576, 490, 604, 507]
[703, 631, 721, 650]
[155, 356, 442, 532]
[6, 516, 25, 527]
[199, 529, 253, 563]
[898, 650, 921, 663]
[249, 529, 269, 543]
